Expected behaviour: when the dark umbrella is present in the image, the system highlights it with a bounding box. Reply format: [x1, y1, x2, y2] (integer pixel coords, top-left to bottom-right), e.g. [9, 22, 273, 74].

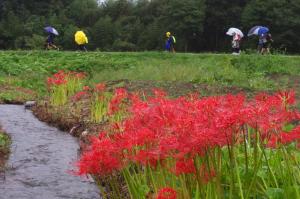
[44, 26, 59, 36]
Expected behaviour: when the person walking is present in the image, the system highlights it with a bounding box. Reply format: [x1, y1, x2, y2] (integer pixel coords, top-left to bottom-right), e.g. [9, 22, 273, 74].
[165, 32, 176, 53]
[45, 33, 59, 50]
[231, 32, 242, 55]
[75, 30, 88, 51]
[260, 33, 273, 54]
[226, 28, 243, 55]
[44, 26, 59, 50]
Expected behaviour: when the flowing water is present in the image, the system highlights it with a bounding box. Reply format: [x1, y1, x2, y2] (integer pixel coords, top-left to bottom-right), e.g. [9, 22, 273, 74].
[0, 105, 100, 199]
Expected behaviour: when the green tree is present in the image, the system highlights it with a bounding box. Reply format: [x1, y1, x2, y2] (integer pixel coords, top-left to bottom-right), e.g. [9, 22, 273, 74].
[158, 0, 206, 51]
[242, 0, 300, 52]
[91, 16, 117, 50]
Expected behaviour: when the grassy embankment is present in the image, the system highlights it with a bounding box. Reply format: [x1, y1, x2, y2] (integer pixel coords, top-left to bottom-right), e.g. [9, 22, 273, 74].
[0, 128, 11, 171]
[0, 51, 300, 103]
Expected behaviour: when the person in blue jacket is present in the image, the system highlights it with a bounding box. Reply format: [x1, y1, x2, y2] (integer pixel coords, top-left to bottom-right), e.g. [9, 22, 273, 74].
[45, 33, 59, 50]
[165, 32, 176, 53]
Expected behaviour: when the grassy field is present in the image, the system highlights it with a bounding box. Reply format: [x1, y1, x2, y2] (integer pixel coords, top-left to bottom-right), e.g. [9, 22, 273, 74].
[0, 50, 300, 102]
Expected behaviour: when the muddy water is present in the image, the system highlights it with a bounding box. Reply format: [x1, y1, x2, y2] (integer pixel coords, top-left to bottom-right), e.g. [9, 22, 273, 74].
[0, 105, 100, 199]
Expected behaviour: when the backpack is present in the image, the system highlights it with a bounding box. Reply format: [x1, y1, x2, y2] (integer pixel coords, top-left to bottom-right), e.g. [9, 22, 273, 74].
[172, 36, 176, 44]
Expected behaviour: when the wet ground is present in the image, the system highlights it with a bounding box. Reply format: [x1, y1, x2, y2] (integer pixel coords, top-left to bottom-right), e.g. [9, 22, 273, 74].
[0, 105, 100, 199]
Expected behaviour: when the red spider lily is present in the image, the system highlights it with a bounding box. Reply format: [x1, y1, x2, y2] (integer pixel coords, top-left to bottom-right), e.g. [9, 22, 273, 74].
[78, 90, 300, 184]
[47, 71, 68, 87]
[73, 72, 86, 79]
[157, 187, 177, 199]
[276, 90, 295, 106]
[48, 70, 87, 88]
[109, 88, 128, 115]
[83, 86, 91, 91]
[152, 88, 167, 98]
[172, 159, 196, 176]
[77, 136, 123, 176]
[72, 91, 88, 101]
[267, 126, 300, 148]
[53, 70, 66, 79]
[47, 77, 67, 86]
[95, 83, 106, 93]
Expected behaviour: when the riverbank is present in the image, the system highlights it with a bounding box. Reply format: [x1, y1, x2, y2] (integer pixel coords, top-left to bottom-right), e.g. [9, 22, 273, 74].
[32, 78, 255, 142]
[0, 126, 11, 172]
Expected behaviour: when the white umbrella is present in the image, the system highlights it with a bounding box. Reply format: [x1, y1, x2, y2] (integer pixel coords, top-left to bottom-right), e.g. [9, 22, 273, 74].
[226, 28, 244, 38]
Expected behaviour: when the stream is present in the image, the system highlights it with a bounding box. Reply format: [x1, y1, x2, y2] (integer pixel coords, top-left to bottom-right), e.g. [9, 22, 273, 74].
[0, 105, 100, 199]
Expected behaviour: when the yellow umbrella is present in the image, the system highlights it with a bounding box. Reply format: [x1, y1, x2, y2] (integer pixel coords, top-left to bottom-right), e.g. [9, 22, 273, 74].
[74, 31, 88, 45]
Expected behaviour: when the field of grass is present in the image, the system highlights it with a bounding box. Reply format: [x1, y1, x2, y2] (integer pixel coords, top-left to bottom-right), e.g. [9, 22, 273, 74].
[0, 50, 300, 102]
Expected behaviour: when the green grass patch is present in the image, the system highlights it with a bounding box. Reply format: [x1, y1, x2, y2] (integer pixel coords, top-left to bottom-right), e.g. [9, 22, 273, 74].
[0, 51, 300, 102]
[0, 132, 10, 154]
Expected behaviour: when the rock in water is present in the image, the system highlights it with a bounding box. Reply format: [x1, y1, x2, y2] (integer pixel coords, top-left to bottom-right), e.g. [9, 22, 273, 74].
[24, 101, 36, 109]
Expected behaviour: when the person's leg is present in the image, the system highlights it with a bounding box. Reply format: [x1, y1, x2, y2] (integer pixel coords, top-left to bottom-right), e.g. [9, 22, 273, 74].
[45, 42, 49, 50]
[267, 44, 271, 54]
[262, 43, 268, 54]
[257, 46, 261, 53]
[172, 46, 175, 53]
[50, 43, 59, 50]
[262, 48, 268, 55]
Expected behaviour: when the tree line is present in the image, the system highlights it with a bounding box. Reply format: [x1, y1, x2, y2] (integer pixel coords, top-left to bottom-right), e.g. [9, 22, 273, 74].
[1, 0, 300, 53]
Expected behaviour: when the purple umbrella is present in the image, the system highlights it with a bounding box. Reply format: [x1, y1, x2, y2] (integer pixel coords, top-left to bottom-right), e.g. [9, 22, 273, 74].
[44, 26, 59, 36]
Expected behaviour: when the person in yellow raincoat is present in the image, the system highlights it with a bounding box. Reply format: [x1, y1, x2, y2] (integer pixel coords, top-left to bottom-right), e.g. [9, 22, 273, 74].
[75, 30, 88, 51]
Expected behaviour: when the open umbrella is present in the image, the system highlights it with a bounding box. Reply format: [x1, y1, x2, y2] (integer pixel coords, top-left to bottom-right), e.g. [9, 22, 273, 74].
[44, 26, 59, 36]
[248, 26, 269, 36]
[75, 31, 88, 45]
[226, 28, 244, 38]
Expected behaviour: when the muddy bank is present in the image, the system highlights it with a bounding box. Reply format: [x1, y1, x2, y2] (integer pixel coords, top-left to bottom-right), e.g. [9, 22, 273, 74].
[0, 85, 37, 105]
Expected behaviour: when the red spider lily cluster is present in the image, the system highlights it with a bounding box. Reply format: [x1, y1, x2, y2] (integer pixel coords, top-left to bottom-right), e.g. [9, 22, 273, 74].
[109, 88, 128, 115]
[157, 187, 177, 199]
[47, 70, 86, 87]
[44, 70, 300, 198]
[71, 91, 88, 102]
[77, 90, 300, 178]
[94, 83, 106, 93]
[47, 70, 68, 86]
